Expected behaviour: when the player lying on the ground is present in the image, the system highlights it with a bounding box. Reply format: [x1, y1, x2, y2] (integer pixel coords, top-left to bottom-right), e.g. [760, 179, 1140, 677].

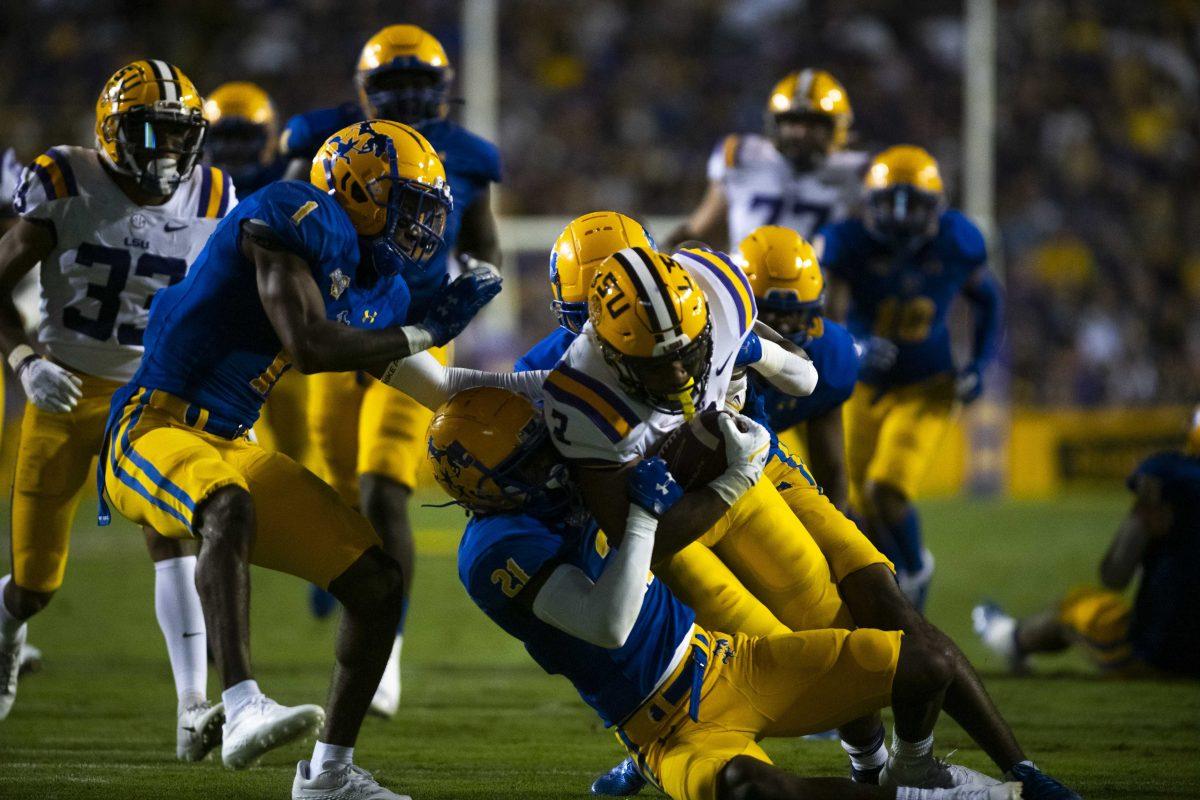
[0, 60, 229, 760]
[284, 26, 503, 719]
[819, 145, 1003, 609]
[974, 411, 1200, 679]
[96, 120, 515, 800]
[430, 385, 1055, 800]
[542, 245, 1078, 798]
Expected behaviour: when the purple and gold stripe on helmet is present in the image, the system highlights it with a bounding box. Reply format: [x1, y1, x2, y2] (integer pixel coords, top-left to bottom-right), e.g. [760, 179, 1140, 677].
[675, 248, 756, 336]
[544, 367, 638, 444]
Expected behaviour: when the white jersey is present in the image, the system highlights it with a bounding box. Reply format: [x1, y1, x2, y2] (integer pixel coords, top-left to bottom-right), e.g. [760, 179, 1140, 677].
[543, 247, 757, 464]
[707, 133, 868, 246]
[13, 146, 236, 381]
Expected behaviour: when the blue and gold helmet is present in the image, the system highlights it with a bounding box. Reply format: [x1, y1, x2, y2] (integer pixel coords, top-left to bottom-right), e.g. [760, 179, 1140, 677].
[550, 211, 654, 334]
[311, 119, 452, 278]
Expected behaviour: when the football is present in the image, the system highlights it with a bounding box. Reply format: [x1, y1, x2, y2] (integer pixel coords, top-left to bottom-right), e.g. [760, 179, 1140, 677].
[655, 409, 739, 491]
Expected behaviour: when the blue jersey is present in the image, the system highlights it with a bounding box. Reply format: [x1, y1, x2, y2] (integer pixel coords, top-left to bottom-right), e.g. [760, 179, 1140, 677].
[119, 180, 407, 433]
[819, 209, 986, 388]
[515, 327, 576, 372]
[1126, 451, 1200, 676]
[745, 319, 857, 436]
[281, 105, 501, 320]
[459, 512, 694, 726]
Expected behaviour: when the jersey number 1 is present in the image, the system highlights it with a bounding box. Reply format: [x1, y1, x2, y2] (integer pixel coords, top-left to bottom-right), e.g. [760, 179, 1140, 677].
[64, 243, 187, 345]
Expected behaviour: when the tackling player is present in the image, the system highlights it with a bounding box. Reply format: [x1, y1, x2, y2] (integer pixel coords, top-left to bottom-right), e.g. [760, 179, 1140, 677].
[281, 24, 502, 716]
[432, 385, 1071, 800]
[667, 69, 866, 251]
[97, 120, 501, 798]
[819, 145, 1003, 609]
[0, 61, 230, 760]
[204, 81, 313, 469]
[974, 411, 1200, 679]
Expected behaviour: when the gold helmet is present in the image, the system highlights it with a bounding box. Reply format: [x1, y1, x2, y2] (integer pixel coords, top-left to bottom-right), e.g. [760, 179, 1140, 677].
[765, 69, 852, 170]
[427, 387, 572, 515]
[203, 82, 278, 185]
[311, 119, 452, 278]
[355, 24, 452, 126]
[736, 226, 824, 339]
[589, 247, 712, 411]
[863, 145, 946, 247]
[550, 211, 655, 333]
[94, 59, 207, 196]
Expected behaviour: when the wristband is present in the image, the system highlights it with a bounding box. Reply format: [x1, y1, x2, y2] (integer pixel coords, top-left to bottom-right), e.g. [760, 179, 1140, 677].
[625, 505, 659, 537]
[401, 324, 435, 354]
[7, 344, 36, 373]
[707, 467, 754, 506]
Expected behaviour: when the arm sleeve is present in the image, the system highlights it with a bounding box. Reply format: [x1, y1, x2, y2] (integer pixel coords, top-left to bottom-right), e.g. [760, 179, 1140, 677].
[531, 505, 656, 648]
[750, 338, 819, 396]
[962, 268, 1003, 371]
[382, 350, 547, 409]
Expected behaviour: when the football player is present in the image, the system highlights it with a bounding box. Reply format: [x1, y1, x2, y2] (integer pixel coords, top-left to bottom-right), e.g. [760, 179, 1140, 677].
[667, 69, 866, 252]
[281, 24, 502, 716]
[544, 244, 1076, 798]
[0, 61, 231, 760]
[432, 385, 1074, 800]
[818, 145, 1003, 609]
[96, 120, 507, 798]
[204, 82, 313, 470]
[974, 410, 1200, 679]
[736, 225, 858, 512]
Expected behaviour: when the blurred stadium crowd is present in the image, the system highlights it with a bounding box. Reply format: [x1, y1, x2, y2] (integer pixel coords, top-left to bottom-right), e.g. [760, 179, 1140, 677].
[1, 0, 1196, 407]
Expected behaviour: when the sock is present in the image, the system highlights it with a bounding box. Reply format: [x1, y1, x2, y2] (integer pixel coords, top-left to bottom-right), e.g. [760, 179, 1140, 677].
[892, 730, 934, 763]
[396, 595, 409, 636]
[311, 740, 354, 771]
[0, 575, 28, 640]
[222, 678, 264, 720]
[842, 726, 888, 773]
[897, 788, 956, 800]
[889, 509, 924, 573]
[154, 557, 208, 709]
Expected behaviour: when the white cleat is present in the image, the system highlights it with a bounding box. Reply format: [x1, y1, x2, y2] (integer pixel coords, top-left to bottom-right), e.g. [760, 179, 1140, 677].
[368, 637, 402, 719]
[881, 755, 1002, 789]
[222, 696, 325, 770]
[18, 642, 43, 675]
[0, 624, 26, 721]
[292, 760, 412, 800]
[927, 783, 1024, 800]
[177, 700, 225, 762]
[972, 602, 1028, 674]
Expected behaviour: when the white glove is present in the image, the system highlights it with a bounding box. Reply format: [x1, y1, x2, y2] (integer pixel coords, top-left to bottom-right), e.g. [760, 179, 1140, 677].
[15, 354, 82, 413]
[706, 413, 770, 506]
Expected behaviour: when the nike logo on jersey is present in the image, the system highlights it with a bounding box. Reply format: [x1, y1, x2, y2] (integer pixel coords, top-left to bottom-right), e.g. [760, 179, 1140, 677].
[164, 222, 189, 232]
[716, 354, 734, 376]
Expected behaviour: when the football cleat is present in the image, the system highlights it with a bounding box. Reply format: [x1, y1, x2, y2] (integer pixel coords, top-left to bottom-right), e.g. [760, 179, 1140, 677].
[881, 754, 1001, 789]
[368, 636, 402, 719]
[972, 601, 1028, 674]
[177, 700, 225, 762]
[1007, 762, 1083, 800]
[590, 757, 647, 796]
[0, 623, 26, 720]
[18, 642, 43, 676]
[222, 696, 324, 769]
[850, 763, 883, 785]
[293, 760, 412, 800]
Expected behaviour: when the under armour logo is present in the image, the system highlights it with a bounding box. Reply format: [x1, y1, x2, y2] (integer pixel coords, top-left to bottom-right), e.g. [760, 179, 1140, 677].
[362, 309, 378, 324]
[656, 482, 671, 496]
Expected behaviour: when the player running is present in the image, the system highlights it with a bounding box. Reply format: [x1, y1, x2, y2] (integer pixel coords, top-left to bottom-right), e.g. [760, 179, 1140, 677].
[204, 81, 313, 469]
[667, 69, 866, 251]
[97, 120, 501, 798]
[974, 410, 1200, 679]
[0, 60, 229, 760]
[432, 385, 1068, 800]
[818, 145, 1003, 609]
[281, 24, 502, 716]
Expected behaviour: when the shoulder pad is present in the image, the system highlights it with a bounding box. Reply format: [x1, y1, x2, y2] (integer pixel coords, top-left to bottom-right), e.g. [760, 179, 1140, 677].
[13, 146, 82, 216]
[191, 165, 235, 219]
[938, 209, 987, 265]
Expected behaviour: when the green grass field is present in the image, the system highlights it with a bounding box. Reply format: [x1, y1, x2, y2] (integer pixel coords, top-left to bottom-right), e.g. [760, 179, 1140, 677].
[1, 491, 1198, 799]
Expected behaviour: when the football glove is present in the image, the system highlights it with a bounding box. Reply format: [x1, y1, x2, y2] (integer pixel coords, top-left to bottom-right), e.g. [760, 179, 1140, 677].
[855, 335, 899, 375]
[17, 356, 82, 413]
[707, 414, 770, 506]
[626, 457, 683, 518]
[418, 266, 502, 347]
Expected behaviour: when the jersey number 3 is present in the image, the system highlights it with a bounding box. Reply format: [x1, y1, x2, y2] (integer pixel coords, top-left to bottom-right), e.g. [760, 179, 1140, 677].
[64, 243, 187, 345]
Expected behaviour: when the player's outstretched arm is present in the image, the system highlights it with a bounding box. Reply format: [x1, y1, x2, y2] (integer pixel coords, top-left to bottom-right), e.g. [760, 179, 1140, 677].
[744, 323, 818, 396]
[250, 235, 452, 373]
[524, 459, 678, 648]
[369, 351, 547, 411]
[665, 181, 729, 251]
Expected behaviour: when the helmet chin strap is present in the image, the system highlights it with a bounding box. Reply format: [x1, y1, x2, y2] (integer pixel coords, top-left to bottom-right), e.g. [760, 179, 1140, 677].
[673, 378, 697, 421]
